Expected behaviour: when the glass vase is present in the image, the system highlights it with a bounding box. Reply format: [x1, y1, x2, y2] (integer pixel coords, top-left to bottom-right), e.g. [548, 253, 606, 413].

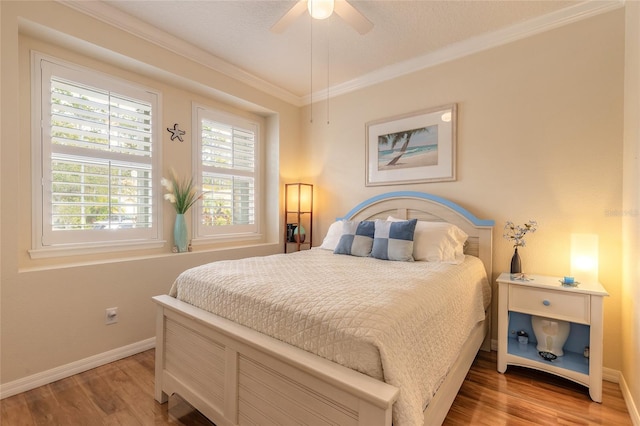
[174, 213, 188, 253]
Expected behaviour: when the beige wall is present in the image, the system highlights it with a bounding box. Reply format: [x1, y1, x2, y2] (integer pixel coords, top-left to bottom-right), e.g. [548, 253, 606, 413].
[303, 9, 625, 371]
[623, 1, 640, 420]
[1, 1, 299, 384]
[1, 1, 637, 418]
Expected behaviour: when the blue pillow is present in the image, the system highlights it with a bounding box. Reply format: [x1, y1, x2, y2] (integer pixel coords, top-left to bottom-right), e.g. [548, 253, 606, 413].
[371, 219, 418, 261]
[333, 220, 375, 257]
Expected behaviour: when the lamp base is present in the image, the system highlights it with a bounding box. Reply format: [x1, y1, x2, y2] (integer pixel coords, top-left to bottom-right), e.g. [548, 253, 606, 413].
[531, 315, 570, 357]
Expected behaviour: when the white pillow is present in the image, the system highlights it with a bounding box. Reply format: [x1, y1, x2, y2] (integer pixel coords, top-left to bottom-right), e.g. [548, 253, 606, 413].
[319, 220, 345, 250]
[387, 216, 468, 264]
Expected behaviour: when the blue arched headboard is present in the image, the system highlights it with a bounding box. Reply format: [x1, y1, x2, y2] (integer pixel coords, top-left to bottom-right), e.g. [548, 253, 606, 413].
[337, 191, 495, 279]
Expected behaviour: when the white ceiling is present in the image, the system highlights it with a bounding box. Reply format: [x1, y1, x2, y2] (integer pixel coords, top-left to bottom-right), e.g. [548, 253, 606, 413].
[69, 0, 620, 105]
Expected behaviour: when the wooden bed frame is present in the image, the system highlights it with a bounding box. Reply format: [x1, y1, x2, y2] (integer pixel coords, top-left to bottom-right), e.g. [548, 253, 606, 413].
[153, 191, 494, 426]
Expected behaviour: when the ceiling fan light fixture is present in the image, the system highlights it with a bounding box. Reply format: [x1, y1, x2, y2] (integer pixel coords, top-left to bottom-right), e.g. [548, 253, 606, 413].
[308, 0, 334, 20]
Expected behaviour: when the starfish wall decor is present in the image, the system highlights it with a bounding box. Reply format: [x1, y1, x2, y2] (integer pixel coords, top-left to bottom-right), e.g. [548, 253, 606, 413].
[167, 123, 186, 142]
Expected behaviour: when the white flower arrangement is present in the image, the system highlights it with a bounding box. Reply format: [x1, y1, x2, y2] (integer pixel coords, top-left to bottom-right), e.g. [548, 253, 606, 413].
[503, 220, 538, 248]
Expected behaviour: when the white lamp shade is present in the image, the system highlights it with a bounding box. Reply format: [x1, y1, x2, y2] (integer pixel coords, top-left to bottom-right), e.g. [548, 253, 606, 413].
[308, 0, 334, 20]
[570, 233, 599, 284]
[286, 183, 313, 213]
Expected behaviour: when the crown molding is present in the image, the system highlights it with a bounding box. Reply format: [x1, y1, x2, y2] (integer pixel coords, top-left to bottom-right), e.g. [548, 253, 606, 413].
[303, 0, 625, 105]
[57, 0, 303, 106]
[57, 0, 623, 108]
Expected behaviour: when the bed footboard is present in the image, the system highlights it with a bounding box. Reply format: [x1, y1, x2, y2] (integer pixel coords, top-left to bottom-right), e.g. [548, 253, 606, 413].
[153, 295, 399, 426]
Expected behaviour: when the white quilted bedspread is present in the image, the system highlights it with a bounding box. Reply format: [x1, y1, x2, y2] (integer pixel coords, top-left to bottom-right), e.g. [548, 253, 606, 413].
[170, 249, 490, 426]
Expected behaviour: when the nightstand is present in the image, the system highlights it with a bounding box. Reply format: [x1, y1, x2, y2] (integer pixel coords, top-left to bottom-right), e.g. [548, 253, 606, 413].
[496, 272, 609, 402]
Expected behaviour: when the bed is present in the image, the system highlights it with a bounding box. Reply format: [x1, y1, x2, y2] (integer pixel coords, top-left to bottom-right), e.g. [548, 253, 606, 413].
[153, 191, 494, 426]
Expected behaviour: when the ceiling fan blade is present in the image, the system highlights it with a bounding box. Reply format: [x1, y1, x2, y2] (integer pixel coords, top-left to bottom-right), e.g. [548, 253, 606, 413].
[334, 0, 373, 35]
[271, 0, 308, 34]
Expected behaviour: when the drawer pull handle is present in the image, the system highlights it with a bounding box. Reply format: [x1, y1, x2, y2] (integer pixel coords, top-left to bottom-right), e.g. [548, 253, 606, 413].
[543, 300, 551, 306]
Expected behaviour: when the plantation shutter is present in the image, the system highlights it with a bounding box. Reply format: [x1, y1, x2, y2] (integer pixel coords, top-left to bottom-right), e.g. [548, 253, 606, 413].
[197, 111, 258, 237]
[49, 77, 154, 232]
[36, 56, 160, 248]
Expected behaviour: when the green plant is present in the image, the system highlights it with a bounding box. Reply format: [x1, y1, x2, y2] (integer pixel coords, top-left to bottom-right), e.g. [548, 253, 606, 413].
[161, 169, 205, 214]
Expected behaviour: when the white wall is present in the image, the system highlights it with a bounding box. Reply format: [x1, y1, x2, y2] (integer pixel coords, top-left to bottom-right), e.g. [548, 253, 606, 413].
[302, 9, 626, 373]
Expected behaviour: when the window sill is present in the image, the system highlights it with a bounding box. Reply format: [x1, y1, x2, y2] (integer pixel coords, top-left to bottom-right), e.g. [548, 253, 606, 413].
[190, 233, 263, 247]
[28, 240, 166, 259]
[20, 241, 281, 273]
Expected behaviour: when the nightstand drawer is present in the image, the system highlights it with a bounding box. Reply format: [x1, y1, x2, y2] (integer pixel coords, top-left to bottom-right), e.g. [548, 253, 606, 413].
[509, 286, 590, 324]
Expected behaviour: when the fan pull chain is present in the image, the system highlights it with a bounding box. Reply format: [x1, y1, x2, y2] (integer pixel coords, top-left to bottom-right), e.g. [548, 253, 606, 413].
[326, 17, 330, 125]
[310, 18, 313, 124]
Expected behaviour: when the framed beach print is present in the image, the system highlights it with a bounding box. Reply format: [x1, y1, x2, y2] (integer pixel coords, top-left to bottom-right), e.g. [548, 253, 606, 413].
[365, 104, 457, 186]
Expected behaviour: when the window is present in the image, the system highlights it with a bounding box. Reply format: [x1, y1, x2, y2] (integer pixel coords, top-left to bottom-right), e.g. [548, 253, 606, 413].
[193, 105, 261, 241]
[31, 53, 162, 257]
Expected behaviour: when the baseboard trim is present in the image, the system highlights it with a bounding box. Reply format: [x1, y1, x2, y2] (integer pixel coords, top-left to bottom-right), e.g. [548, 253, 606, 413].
[0, 337, 155, 400]
[2, 336, 637, 424]
[619, 373, 640, 426]
[603, 367, 620, 383]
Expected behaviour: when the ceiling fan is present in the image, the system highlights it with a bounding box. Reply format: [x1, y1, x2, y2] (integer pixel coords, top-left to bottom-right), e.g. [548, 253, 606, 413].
[271, 0, 373, 35]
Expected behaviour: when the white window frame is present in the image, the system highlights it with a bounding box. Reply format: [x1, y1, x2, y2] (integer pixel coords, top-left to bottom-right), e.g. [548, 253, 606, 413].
[192, 103, 262, 243]
[30, 52, 164, 258]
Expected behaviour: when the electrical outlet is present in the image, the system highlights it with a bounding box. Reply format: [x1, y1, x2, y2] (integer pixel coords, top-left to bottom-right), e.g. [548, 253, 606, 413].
[105, 307, 119, 325]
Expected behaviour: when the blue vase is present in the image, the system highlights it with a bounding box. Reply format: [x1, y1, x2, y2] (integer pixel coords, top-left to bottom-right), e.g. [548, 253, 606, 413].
[174, 213, 188, 253]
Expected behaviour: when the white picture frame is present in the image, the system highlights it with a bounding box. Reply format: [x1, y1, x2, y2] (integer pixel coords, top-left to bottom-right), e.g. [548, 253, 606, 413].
[366, 104, 457, 186]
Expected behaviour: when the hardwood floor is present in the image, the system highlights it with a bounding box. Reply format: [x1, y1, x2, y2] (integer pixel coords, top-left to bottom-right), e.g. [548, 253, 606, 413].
[0, 350, 212, 426]
[444, 351, 632, 425]
[0, 349, 632, 425]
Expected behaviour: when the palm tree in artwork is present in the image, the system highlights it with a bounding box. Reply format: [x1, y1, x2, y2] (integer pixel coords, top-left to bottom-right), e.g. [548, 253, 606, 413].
[380, 127, 429, 166]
